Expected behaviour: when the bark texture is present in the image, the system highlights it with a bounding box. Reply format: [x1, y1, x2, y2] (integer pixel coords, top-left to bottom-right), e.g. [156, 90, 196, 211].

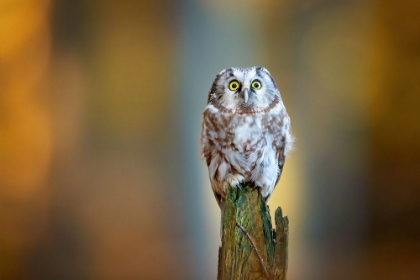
[218, 184, 289, 280]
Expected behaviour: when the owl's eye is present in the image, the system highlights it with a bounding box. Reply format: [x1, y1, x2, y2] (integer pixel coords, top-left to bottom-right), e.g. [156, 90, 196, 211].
[228, 80, 240, 91]
[251, 80, 262, 89]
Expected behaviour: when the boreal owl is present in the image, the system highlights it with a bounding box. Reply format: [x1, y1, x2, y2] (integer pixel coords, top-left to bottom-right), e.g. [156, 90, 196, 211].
[200, 67, 294, 209]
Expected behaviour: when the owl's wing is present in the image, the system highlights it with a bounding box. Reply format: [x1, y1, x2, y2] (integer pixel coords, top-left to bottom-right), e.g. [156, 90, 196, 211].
[265, 148, 285, 202]
[214, 192, 224, 210]
[276, 159, 284, 185]
[201, 109, 224, 208]
[200, 116, 210, 163]
[274, 112, 293, 188]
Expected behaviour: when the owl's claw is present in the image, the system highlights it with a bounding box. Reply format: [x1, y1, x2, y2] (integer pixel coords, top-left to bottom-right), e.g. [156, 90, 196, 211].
[236, 179, 245, 189]
[224, 174, 246, 192]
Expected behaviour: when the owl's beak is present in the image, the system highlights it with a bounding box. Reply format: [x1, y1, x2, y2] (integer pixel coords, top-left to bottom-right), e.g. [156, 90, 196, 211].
[241, 88, 249, 104]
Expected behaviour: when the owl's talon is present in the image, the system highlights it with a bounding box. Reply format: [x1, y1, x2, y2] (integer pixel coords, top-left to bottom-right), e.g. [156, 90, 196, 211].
[224, 174, 246, 192]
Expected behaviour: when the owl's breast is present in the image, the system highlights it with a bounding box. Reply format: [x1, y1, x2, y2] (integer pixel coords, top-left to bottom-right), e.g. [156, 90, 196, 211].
[229, 115, 263, 151]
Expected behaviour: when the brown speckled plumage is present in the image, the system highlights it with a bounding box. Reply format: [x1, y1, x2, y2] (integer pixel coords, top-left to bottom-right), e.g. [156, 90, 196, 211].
[200, 67, 293, 208]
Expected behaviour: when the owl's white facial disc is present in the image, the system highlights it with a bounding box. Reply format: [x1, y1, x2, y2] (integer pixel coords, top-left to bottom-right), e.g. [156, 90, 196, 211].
[210, 67, 280, 112]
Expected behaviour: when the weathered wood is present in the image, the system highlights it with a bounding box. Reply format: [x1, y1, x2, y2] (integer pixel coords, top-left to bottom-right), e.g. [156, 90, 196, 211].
[218, 183, 289, 280]
[273, 207, 289, 280]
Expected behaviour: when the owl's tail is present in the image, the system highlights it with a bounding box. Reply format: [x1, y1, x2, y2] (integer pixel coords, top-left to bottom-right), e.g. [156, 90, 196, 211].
[219, 199, 225, 238]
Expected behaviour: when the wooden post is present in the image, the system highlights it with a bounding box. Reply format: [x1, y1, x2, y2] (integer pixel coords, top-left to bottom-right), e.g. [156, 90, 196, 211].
[218, 183, 289, 280]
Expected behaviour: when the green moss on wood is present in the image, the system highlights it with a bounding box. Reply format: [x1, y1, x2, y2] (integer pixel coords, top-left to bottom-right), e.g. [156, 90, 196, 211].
[218, 184, 289, 280]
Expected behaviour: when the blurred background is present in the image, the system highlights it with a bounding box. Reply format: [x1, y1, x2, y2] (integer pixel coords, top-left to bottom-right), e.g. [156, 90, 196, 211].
[1, 0, 420, 279]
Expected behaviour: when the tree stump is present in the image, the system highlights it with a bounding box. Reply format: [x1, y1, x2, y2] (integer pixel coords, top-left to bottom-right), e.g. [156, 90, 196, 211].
[218, 183, 289, 280]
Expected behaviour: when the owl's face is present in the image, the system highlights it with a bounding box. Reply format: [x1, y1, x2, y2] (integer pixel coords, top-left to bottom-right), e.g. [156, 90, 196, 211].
[208, 67, 280, 112]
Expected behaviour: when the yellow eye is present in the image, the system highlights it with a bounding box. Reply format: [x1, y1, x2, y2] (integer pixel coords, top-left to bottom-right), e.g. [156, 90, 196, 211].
[251, 80, 262, 89]
[228, 80, 240, 91]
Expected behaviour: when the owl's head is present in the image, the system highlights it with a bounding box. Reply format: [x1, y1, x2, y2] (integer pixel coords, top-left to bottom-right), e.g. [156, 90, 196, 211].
[208, 67, 281, 113]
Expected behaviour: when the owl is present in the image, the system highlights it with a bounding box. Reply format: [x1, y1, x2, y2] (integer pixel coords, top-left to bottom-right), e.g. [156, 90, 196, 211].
[200, 67, 293, 209]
